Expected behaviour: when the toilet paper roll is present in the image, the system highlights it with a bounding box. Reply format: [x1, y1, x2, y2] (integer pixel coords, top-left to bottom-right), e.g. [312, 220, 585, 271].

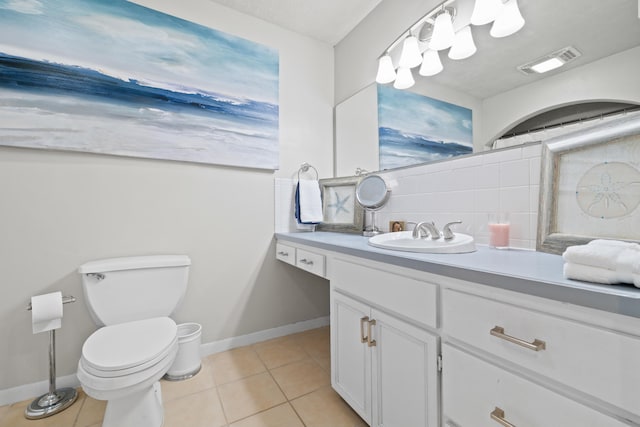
[31, 291, 63, 334]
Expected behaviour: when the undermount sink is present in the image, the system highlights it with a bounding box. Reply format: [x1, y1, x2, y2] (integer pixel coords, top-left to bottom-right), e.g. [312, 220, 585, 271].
[368, 231, 477, 254]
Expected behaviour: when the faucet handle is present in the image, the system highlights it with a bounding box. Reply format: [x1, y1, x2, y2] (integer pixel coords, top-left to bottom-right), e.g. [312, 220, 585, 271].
[443, 221, 462, 240]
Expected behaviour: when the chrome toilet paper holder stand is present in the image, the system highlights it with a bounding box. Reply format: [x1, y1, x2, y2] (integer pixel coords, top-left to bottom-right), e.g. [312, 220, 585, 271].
[25, 295, 78, 419]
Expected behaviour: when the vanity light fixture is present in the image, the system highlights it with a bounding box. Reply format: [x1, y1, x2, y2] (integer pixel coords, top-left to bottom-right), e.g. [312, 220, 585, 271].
[470, 0, 503, 25]
[376, 55, 397, 84]
[490, 0, 525, 38]
[429, 8, 456, 50]
[393, 67, 415, 89]
[375, 0, 525, 88]
[398, 36, 423, 69]
[448, 26, 477, 60]
[419, 49, 444, 76]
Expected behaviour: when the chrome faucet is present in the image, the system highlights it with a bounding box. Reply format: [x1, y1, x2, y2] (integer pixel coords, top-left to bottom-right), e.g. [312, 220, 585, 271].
[412, 221, 441, 240]
[442, 221, 462, 240]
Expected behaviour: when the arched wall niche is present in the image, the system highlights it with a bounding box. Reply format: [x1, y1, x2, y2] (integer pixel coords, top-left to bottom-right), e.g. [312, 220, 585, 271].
[488, 99, 640, 149]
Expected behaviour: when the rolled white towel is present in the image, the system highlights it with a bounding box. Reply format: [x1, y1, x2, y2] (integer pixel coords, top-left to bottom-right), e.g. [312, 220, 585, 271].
[588, 239, 640, 249]
[562, 243, 626, 271]
[563, 262, 621, 285]
[616, 248, 640, 283]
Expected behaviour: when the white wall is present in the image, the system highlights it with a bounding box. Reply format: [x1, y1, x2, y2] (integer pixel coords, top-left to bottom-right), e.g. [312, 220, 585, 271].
[482, 46, 640, 144]
[0, 0, 334, 400]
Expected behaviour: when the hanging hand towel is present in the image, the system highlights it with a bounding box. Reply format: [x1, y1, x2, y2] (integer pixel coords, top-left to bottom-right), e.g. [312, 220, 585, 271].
[295, 179, 323, 224]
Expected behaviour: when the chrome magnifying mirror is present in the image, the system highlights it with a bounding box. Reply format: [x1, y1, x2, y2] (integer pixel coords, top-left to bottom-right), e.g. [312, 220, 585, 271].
[356, 174, 391, 237]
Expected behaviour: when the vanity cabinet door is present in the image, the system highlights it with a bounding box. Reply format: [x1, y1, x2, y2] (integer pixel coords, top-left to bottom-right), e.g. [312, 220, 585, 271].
[331, 290, 439, 427]
[331, 291, 372, 424]
[371, 309, 439, 427]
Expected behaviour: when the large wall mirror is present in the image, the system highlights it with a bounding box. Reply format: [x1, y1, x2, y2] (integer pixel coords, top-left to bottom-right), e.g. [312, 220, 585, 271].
[335, 0, 640, 176]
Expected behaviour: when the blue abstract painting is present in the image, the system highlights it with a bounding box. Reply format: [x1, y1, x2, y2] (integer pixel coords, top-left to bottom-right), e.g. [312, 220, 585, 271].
[377, 85, 472, 170]
[0, 0, 279, 169]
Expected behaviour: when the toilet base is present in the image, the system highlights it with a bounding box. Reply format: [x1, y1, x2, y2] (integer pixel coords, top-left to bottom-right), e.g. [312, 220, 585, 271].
[102, 381, 164, 427]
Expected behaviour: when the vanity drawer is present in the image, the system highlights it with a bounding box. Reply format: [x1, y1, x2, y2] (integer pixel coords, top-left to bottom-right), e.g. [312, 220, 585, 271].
[442, 288, 640, 416]
[332, 258, 437, 328]
[275, 242, 296, 266]
[295, 248, 325, 277]
[442, 344, 628, 427]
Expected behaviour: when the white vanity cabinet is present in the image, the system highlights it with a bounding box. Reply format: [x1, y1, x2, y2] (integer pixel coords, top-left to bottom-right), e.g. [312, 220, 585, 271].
[441, 286, 640, 426]
[275, 241, 326, 277]
[330, 258, 440, 427]
[275, 234, 640, 427]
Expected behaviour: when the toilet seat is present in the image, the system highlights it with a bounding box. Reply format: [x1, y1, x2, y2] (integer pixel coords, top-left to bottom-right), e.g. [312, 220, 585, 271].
[81, 317, 178, 376]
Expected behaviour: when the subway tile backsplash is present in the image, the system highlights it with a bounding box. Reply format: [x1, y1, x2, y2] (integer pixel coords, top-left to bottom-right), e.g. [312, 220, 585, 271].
[275, 143, 542, 250]
[376, 143, 542, 250]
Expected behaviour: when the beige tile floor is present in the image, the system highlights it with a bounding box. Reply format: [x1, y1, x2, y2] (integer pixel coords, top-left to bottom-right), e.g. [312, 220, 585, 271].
[0, 326, 367, 427]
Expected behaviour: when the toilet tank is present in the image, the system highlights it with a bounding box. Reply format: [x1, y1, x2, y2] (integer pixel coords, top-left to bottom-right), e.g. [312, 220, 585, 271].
[78, 255, 191, 326]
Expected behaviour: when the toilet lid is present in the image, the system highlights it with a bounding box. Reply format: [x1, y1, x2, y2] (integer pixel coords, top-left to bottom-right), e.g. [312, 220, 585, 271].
[82, 317, 177, 371]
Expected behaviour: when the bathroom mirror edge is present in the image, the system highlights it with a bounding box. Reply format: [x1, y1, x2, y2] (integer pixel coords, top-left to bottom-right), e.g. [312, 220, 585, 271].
[334, 0, 640, 176]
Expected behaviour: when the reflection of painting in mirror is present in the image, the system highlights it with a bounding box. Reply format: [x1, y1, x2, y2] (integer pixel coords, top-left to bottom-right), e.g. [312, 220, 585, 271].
[377, 85, 472, 169]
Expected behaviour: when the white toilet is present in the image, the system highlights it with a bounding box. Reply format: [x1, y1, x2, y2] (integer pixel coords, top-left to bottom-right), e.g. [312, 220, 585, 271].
[76, 255, 191, 427]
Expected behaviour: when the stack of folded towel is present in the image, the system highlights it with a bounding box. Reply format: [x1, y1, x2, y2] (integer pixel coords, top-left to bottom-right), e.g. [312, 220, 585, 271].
[294, 179, 323, 225]
[562, 239, 640, 287]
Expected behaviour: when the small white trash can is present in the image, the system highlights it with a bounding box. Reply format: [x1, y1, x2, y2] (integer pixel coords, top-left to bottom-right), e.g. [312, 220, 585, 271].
[164, 323, 202, 381]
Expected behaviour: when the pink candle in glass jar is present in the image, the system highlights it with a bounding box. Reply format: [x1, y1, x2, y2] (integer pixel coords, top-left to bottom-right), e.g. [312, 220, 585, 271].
[489, 223, 510, 247]
[488, 213, 510, 248]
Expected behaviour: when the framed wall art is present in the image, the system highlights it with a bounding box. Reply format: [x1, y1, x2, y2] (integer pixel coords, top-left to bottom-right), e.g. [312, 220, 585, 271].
[537, 112, 640, 254]
[317, 176, 364, 233]
[0, 0, 279, 170]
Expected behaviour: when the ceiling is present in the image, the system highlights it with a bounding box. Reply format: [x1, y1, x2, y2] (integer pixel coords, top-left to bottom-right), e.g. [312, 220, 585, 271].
[206, 0, 383, 45]
[210, 0, 640, 99]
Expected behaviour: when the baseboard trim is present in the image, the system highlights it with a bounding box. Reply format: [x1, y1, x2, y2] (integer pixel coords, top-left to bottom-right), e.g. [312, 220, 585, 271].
[0, 316, 330, 407]
[199, 315, 329, 357]
[0, 373, 80, 408]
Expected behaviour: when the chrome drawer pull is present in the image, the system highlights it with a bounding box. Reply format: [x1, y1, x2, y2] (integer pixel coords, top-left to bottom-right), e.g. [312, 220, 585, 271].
[299, 258, 314, 265]
[360, 316, 369, 343]
[490, 407, 516, 427]
[490, 326, 546, 352]
[367, 319, 377, 347]
[277, 251, 289, 256]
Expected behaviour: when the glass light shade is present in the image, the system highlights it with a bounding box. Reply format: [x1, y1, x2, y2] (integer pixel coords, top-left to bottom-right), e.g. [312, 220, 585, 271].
[375, 55, 396, 84]
[419, 50, 443, 76]
[398, 36, 423, 69]
[470, 0, 504, 25]
[448, 26, 477, 60]
[490, 0, 525, 38]
[393, 67, 415, 89]
[429, 10, 455, 51]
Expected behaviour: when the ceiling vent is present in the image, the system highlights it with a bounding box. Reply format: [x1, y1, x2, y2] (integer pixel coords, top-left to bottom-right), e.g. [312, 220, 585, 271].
[517, 46, 582, 75]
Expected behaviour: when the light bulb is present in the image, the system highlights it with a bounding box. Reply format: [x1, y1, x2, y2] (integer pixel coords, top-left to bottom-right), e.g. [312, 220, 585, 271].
[419, 50, 443, 76]
[393, 67, 415, 90]
[429, 10, 455, 51]
[398, 36, 423, 69]
[490, 0, 525, 38]
[448, 26, 477, 60]
[375, 55, 396, 84]
[470, 0, 504, 26]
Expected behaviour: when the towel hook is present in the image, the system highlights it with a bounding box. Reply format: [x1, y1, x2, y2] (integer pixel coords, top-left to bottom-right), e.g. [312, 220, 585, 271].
[298, 162, 318, 181]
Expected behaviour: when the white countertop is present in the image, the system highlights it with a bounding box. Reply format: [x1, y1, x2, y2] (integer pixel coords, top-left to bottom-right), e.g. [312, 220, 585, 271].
[276, 231, 640, 318]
